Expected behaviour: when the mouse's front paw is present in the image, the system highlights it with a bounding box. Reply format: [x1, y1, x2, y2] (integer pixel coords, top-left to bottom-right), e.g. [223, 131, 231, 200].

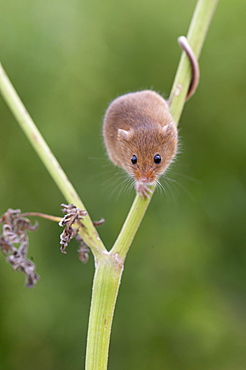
[135, 182, 153, 199]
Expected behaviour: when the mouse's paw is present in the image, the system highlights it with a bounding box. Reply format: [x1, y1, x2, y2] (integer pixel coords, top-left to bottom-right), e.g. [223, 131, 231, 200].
[135, 182, 153, 199]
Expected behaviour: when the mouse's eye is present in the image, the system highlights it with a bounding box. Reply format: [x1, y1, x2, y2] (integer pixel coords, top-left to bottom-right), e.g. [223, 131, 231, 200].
[154, 154, 161, 164]
[131, 155, 137, 165]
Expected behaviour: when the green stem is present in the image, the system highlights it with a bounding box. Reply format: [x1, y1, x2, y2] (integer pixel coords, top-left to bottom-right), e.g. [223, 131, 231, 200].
[110, 190, 155, 260]
[85, 254, 124, 370]
[0, 63, 106, 256]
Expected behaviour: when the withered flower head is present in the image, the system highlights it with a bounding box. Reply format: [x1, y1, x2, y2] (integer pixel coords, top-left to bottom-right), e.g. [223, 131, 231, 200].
[59, 204, 87, 254]
[0, 208, 39, 287]
[59, 204, 104, 263]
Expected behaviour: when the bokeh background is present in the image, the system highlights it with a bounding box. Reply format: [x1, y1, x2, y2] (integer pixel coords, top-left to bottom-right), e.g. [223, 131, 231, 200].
[1, 0, 246, 369]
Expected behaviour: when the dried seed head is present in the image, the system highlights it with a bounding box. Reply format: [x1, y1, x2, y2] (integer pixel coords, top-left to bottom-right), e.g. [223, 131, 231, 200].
[59, 204, 87, 254]
[0, 208, 39, 287]
[59, 204, 104, 263]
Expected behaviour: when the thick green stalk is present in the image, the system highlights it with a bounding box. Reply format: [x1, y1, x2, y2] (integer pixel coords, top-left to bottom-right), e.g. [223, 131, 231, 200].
[85, 254, 124, 369]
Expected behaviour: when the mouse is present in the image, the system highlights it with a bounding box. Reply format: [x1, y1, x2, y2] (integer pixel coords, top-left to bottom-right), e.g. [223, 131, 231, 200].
[103, 90, 177, 198]
[102, 37, 199, 198]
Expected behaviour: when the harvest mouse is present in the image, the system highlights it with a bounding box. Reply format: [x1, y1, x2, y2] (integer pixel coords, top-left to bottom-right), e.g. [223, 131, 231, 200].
[103, 36, 199, 198]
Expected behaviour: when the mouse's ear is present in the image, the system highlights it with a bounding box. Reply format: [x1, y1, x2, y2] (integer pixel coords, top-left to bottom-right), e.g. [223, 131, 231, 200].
[162, 122, 175, 137]
[118, 128, 131, 142]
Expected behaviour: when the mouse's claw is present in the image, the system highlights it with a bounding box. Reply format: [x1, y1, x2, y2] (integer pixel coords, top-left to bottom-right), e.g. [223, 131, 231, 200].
[135, 183, 153, 199]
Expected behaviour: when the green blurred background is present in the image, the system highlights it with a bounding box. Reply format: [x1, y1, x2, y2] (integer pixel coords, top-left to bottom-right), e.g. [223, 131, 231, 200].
[1, 0, 246, 369]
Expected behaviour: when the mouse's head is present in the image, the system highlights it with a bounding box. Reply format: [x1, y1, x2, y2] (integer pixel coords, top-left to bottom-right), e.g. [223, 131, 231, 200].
[117, 121, 178, 186]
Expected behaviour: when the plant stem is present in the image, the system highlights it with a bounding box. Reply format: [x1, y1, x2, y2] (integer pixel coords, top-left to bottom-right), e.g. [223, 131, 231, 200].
[21, 212, 62, 223]
[110, 190, 154, 260]
[85, 253, 124, 370]
[0, 64, 106, 256]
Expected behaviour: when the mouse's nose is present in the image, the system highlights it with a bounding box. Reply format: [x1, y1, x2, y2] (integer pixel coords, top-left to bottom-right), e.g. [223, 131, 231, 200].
[135, 168, 155, 184]
[140, 176, 149, 183]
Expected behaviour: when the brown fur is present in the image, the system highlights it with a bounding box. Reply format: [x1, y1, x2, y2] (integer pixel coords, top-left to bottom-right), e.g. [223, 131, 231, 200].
[103, 90, 178, 194]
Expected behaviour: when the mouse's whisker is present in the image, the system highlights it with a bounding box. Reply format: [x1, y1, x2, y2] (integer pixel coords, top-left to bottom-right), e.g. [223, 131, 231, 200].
[155, 179, 164, 191]
[163, 175, 195, 201]
[152, 165, 160, 173]
[125, 164, 137, 171]
[160, 178, 180, 207]
[170, 171, 202, 184]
